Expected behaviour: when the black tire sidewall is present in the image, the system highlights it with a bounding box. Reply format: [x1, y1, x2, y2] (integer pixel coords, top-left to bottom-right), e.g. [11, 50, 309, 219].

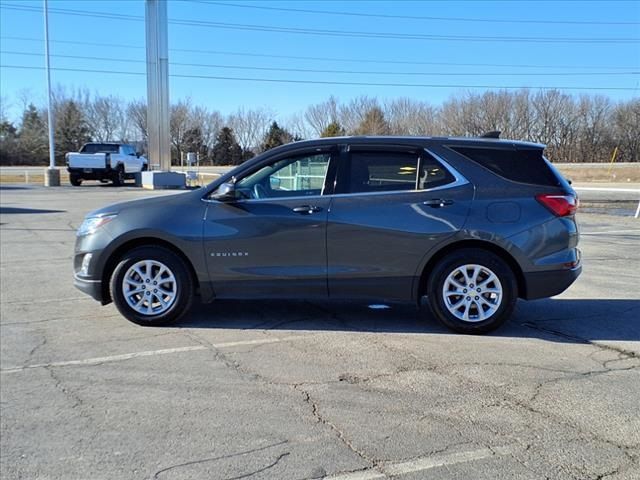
[427, 249, 517, 334]
[110, 247, 193, 326]
[70, 174, 81, 186]
[113, 166, 124, 186]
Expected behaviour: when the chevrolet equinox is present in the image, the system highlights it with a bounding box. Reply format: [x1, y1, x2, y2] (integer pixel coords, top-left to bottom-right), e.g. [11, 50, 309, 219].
[73, 135, 581, 334]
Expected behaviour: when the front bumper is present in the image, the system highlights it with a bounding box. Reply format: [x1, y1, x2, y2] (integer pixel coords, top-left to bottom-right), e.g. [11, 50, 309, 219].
[73, 274, 104, 303]
[522, 264, 582, 300]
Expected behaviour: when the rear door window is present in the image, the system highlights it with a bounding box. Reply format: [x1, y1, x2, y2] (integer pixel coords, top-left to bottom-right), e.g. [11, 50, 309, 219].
[339, 148, 455, 194]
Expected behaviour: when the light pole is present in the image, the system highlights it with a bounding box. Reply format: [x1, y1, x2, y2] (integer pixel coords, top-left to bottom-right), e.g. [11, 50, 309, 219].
[142, 0, 184, 188]
[43, 0, 59, 186]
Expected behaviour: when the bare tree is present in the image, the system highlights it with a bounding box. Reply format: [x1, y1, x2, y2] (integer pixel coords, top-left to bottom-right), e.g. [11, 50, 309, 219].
[85, 95, 128, 142]
[304, 96, 339, 136]
[613, 99, 640, 163]
[127, 99, 147, 143]
[228, 107, 273, 154]
[384, 98, 439, 135]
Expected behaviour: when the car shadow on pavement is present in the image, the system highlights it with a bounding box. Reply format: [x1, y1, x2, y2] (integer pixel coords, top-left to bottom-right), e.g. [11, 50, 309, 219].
[0, 207, 66, 214]
[176, 298, 640, 344]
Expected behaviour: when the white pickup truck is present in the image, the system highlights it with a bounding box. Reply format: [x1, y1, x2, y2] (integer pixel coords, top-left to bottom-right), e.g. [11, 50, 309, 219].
[66, 143, 148, 186]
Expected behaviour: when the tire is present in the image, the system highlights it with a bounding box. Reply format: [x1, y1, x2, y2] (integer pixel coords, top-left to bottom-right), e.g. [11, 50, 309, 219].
[110, 246, 194, 326]
[69, 174, 82, 186]
[426, 248, 517, 334]
[112, 166, 125, 186]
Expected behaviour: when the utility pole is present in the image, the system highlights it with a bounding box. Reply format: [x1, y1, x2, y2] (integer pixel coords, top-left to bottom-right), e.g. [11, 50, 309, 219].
[43, 0, 59, 186]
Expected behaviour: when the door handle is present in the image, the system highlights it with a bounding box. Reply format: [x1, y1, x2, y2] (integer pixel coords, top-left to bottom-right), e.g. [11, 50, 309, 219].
[292, 205, 323, 214]
[423, 199, 454, 208]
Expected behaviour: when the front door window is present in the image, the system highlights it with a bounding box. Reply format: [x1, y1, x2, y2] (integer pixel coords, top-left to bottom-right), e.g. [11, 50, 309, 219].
[235, 153, 331, 199]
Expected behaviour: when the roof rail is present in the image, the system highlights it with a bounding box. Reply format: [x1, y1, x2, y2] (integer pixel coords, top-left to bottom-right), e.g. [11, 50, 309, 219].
[480, 131, 501, 139]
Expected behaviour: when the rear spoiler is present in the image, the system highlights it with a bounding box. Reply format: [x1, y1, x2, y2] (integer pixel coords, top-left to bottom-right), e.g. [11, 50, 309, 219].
[480, 131, 501, 139]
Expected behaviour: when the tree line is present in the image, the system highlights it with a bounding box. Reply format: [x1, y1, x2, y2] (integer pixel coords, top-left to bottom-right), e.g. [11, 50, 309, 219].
[1, 88, 638, 165]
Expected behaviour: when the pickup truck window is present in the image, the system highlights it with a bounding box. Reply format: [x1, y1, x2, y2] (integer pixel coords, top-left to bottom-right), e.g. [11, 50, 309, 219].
[80, 144, 120, 154]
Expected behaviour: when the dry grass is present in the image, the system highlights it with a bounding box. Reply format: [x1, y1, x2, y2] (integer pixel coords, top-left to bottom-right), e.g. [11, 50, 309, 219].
[555, 165, 640, 183]
[0, 173, 70, 185]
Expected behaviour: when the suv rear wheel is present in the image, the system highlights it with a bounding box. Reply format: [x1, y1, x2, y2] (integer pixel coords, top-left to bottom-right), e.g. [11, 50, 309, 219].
[426, 248, 517, 334]
[110, 246, 194, 326]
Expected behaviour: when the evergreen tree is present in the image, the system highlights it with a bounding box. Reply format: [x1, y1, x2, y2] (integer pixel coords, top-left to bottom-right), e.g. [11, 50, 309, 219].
[260, 121, 293, 152]
[55, 100, 91, 163]
[0, 120, 19, 164]
[354, 107, 391, 135]
[320, 121, 345, 138]
[211, 127, 243, 165]
[18, 104, 48, 164]
[183, 126, 207, 161]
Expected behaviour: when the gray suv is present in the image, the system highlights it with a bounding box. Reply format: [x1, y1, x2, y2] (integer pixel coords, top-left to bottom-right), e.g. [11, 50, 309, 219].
[73, 135, 581, 334]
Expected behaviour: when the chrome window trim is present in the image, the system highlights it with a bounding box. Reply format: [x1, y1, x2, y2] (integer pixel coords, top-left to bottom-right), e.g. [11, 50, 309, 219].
[202, 147, 469, 204]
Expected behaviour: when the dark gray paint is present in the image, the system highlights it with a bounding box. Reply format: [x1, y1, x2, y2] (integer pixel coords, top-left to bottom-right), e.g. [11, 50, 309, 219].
[74, 135, 581, 305]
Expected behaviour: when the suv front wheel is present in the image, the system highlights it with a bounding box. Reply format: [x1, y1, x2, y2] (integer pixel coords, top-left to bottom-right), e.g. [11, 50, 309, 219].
[426, 248, 517, 334]
[110, 246, 194, 326]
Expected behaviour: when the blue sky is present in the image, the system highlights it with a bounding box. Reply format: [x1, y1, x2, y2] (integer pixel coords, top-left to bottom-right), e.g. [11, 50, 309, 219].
[1, 0, 639, 122]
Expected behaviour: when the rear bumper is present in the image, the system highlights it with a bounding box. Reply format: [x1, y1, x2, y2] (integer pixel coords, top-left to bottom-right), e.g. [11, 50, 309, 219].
[74, 274, 104, 303]
[68, 167, 113, 180]
[522, 264, 582, 300]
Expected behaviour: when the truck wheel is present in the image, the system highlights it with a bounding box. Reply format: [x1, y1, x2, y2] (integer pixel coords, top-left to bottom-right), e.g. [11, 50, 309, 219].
[426, 248, 517, 334]
[110, 246, 194, 326]
[69, 174, 82, 186]
[112, 166, 125, 186]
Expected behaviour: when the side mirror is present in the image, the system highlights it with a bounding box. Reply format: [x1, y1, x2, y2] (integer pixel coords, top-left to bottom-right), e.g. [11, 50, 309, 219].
[136, 152, 142, 158]
[211, 182, 237, 202]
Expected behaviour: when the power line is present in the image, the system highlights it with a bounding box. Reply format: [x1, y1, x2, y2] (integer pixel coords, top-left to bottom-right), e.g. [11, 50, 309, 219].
[3, 50, 638, 77]
[3, 36, 639, 71]
[189, 0, 640, 26]
[2, 64, 637, 91]
[2, 3, 638, 44]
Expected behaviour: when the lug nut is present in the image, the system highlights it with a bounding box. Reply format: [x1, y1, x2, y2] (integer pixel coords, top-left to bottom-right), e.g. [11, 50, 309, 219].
[466, 296, 471, 301]
[475, 296, 479, 300]
[477, 288, 481, 292]
[463, 289, 467, 293]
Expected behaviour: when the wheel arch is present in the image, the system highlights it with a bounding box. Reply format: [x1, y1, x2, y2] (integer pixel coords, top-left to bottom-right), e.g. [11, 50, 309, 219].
[416, 239, 526, 302]
[100, 237, 200, 305]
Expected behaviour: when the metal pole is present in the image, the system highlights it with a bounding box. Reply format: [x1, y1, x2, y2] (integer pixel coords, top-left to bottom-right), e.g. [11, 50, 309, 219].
[43, 0, 59, 186]
[44, 0, 55, 169]
[145, 0, 171, 172]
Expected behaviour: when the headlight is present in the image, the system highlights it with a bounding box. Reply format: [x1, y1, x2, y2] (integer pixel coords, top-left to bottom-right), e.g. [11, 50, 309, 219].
[77, 214, 117, 236]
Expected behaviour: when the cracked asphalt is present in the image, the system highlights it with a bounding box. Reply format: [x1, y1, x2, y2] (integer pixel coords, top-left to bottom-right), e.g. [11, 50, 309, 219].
[1, 184, 639, 480]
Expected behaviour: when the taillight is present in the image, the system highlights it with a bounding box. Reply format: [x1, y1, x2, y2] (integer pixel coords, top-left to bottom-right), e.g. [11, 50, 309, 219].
[536, 194, 578, 217]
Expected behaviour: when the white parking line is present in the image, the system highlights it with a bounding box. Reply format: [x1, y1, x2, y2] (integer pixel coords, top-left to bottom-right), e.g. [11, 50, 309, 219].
[325, 445, 520, 480]
[0, 336, 306, 374]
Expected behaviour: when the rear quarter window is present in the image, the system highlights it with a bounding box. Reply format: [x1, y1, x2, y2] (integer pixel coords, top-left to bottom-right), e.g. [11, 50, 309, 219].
[448, 145, 560, 187]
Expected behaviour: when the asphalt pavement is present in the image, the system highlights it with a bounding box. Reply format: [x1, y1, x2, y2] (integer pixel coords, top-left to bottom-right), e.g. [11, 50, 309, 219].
[1, 184, 639, 480]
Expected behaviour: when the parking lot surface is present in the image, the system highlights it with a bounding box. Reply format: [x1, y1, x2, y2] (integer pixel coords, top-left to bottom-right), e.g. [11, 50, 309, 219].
[1, 184, 639, 480]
